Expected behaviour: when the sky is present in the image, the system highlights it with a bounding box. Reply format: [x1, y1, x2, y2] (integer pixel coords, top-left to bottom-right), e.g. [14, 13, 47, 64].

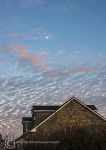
[0, 0, 106, 137]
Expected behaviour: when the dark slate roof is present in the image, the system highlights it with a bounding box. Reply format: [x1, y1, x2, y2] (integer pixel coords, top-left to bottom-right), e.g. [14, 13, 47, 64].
[32, 105, 97, 111]
[22, 117, 33, 122]
[32, 105, 60, 111]
[87, 105, 97, 110]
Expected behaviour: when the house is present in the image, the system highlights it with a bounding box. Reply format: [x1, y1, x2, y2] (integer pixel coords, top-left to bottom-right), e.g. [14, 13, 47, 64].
[16, 97, 106, 149]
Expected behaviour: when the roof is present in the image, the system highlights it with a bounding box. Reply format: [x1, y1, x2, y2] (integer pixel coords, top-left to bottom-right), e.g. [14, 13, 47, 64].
[22, 117, 33, 123]
[87, 105, 97, 110]
[32, 105, 60, 110]
[32, 105, 97, 111]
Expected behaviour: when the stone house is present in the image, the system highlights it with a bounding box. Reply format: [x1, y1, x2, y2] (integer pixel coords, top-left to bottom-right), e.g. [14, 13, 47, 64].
[16, 97, 106, 148]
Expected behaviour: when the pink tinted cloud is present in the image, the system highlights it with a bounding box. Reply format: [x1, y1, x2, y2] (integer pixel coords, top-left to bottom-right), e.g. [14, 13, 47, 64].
[7, 44, 49, 71]
[73, 66, 95, 73]
[43, 70, 69, 77]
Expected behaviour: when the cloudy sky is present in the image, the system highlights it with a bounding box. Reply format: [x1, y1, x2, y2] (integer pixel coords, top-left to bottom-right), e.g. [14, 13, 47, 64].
[0, 0, 106, 137]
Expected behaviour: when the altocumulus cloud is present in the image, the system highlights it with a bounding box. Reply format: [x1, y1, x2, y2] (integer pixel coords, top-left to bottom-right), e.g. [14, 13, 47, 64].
[0, 47, 106, 137]
[6, 44, 49, 71]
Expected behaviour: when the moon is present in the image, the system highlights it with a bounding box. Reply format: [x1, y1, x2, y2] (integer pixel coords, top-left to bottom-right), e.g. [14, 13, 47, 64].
[45, 36, 49, 39]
